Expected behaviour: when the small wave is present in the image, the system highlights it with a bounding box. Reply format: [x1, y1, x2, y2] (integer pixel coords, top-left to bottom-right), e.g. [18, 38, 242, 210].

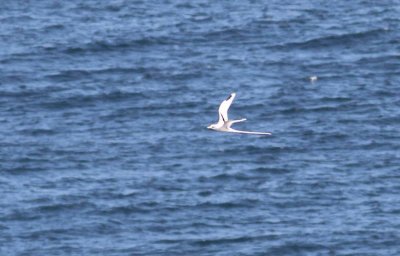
[206, 173, 257, 182]
[60, 37, 175, 54]
[46, 69, 91, 81]
[356, 54, 400, 64]
[101, 204, 161, 215]
[78, 90, 145, 102]
[318, 96, 352, 103]
[45, 67, 201, 82]
[18, 128, 56, 136]
[278, 103, 356, 115]
[21, 228, 75, 240]
[267, 242, 329, 255]
[1, 165, 47, 174]
[198, 198, 260, 209]
[175, 3, 195, 9]
[203, 27, 248, 41]
[0, 89, 42, 98]
[39, 90, 146, 109]
[110, 190, 140, 199]
[189, 13, 213, 22]
[0, 209, 40, 221]
[36, 201, 96, 213]
[252, 167, 291, 174]
[198, 190, 213, 197]
[221, 145, 300, 155]
[272, 28, 386, 50]
[0, 15, 34, 22]
[39, 36, 174, 53]
[355, 140, 394, 150]
[42, 24, 65, 31]
[194, 235, 277, 246]
[71, 1, 139, 13]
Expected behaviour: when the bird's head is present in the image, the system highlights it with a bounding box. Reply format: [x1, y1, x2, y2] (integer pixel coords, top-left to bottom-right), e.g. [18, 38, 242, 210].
[207, 124, 217, 129]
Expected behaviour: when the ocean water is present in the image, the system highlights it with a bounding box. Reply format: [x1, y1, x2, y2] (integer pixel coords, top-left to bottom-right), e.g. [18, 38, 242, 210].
[1, 1, 400, 255]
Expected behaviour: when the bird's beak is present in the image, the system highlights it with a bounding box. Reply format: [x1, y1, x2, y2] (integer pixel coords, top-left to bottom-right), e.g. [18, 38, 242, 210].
[207, 125, 212, 129]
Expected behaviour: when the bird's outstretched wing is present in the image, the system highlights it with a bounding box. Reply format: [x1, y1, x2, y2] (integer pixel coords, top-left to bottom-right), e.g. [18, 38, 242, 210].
[218, 93, 236, 124]
[228, 128, 272, 135]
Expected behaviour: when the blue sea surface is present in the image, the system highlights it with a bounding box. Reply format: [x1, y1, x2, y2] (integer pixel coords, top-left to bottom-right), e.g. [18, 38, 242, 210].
[1, 1, 400, 255]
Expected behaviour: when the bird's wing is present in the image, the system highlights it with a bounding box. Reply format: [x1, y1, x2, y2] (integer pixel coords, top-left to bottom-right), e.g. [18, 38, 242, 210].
[218, 93, 236, 124]
[228, 128, 271, 136]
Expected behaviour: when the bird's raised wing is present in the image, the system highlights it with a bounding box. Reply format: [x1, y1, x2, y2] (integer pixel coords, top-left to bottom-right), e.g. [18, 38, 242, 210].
[218, 93, 236, 124]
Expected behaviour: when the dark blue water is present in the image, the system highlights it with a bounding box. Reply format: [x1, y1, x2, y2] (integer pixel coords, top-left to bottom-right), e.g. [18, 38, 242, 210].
[1, 1, 400, 255]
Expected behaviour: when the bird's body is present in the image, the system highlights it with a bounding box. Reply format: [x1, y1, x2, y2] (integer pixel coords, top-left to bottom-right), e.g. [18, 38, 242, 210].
[310, 76, 318, 83]
[207, 93, 271, 135]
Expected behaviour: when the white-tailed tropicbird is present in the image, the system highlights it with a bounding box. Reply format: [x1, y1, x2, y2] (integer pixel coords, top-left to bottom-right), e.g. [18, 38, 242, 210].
[207, 93, 272, 135]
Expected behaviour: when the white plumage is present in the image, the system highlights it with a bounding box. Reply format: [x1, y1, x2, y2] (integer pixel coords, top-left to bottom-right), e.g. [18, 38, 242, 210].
[207, 93, 271, 135]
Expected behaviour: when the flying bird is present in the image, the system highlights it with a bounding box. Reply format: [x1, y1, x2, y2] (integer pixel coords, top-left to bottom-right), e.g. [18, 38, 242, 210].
[310, 76, 318, 83]
[207, 93, 271, 135]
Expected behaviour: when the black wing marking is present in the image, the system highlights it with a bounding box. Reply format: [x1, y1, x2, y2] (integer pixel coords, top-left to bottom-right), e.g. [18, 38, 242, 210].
[220, 114, 226, 122]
